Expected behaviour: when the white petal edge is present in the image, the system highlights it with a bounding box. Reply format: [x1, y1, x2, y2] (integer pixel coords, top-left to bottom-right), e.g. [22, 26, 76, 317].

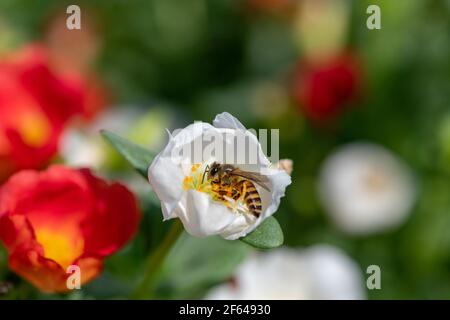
[213, 112, 246, 130]
[148, 121, 215, 220]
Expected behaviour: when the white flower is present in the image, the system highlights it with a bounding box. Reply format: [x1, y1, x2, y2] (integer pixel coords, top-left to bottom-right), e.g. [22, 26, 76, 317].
[206, 245, 366, 300]
[148, 112, 291, 240]
[319, 143, 417, 235]
[61, 128, 104, 168]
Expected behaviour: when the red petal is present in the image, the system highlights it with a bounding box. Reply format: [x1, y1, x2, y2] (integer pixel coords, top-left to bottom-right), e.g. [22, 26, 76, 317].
[9, 248, 102, 293]
[81, 169, 141, 257]
[0, 214, 39, 254]
[0, 166, 94, 227]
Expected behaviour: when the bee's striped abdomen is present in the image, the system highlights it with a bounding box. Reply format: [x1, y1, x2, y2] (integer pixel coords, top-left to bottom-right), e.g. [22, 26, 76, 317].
[210, 174, 262, 217]
[241, 180, 262, 217]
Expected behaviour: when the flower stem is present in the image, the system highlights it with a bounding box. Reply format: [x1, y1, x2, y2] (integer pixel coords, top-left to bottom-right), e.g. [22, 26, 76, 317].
[133, 219, 184, 299]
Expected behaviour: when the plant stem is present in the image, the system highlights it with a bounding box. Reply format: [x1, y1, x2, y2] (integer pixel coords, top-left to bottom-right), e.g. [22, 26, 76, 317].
[133, 220, 184, 299]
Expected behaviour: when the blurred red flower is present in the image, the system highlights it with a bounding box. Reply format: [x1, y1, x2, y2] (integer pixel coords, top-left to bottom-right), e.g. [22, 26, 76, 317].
[0, 166, 140, 293]
[293, 54, 361, 122]
[0, 46, 84, 180]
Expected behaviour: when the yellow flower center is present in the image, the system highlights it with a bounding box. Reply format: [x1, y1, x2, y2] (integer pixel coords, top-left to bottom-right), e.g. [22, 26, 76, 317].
[182, 163, 212, 194]
[18, 111, 52, 148]
[35, 228, 84, 269]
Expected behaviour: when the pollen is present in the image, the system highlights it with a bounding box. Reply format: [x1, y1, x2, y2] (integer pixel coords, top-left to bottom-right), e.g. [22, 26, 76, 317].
[182, 164, 212, 193]
[182, 163, 251, 215]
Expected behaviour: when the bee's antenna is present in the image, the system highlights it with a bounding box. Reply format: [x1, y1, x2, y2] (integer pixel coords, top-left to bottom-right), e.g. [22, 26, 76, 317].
[202, 165, 210, 184]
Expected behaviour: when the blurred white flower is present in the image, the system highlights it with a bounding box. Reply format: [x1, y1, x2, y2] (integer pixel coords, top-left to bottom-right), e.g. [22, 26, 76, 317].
[61, 128, 106, 168]
[319, 143, 417, 235]
[206, 245, 366, 300]
[148, 112, 291, 240]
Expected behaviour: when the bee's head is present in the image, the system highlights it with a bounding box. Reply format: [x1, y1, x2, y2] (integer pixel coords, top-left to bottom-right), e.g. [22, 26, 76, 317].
[208, 162, 221, 179]
[202, 162, 222, 184]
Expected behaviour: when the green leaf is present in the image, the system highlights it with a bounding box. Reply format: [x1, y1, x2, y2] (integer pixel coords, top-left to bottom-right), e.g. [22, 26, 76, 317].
[240, 216, 284, 249]
[101, 130, 155, 179]
[159, 233, 249, 298]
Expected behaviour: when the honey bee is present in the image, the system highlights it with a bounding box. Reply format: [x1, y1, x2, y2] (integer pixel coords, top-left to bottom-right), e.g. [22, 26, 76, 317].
[203, 162, 270, 217]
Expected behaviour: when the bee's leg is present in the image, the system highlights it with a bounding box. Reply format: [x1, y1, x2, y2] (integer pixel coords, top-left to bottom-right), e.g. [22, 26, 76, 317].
[231, 186, 240, 200]
[231, 180, 243, 201]
[216, 189, 229, 201]
[220, 181, 233, 200]
[201, 165, 210, 184]
[239, 181, 248, 202]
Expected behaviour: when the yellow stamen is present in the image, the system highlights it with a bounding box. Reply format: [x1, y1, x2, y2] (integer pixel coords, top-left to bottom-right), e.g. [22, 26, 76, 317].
[182, 163, 250, 214]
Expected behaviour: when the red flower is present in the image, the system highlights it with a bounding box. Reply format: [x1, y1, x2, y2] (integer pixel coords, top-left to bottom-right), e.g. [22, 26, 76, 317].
[0, 166, 140, 293]
[0, 46, 84, 180]
[293, 54, 361, 122]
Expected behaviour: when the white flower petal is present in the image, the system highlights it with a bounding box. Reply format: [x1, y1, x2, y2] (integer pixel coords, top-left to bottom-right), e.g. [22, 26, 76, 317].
[212, 127, 271, 168]
[148, 152, 185, 220]
[220, 214, 256, 240]
[180, 190, 237, 238]
[213, 112, 246, 130]
[148, 121, 214, 219]
[263, 168, 292, 219]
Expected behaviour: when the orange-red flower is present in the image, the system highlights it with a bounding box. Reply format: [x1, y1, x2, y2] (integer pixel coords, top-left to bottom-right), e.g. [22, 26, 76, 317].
[0, 46, 84, 181]
[0, 166, 140, 293]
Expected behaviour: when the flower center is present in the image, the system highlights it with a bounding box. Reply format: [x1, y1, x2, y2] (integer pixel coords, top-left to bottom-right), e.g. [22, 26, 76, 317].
[182, 163, 211, 193]
[182, 163, 251, 214]
[35, 228, 84, 269]
[363, 166, 389, 193]
[18, 110, 52, 148]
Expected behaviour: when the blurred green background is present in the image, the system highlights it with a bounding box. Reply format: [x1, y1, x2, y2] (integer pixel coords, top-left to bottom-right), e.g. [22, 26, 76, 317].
[1, 0, 450, 299]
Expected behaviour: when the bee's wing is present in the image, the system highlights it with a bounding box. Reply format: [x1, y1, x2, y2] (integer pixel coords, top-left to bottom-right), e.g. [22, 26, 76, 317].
[230, 168, 271, 191]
